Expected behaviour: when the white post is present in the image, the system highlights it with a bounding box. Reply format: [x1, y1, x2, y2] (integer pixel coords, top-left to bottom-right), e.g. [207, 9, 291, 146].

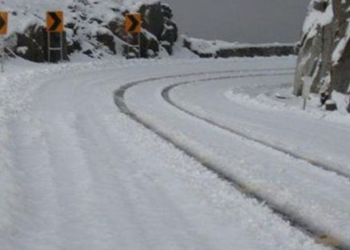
[138, 33, 140, 58]
[60, 32, 63, 61]
[302, 77, 312, 110]
[47, 32, 64, 62]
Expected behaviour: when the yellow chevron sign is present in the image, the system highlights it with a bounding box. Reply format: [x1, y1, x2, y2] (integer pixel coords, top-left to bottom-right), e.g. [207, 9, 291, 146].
[0, 12, 8, 35]
[125, 13, 142, 34]
[47, 11, 64, 33]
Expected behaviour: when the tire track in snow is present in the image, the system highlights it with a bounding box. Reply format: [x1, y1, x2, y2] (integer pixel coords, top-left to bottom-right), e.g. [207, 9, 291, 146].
[162, 76, 350, 182]
[113, 68, 345, 250]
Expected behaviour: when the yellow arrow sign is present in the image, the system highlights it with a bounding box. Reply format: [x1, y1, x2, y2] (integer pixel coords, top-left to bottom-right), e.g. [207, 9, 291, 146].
[47, 11, 64, 33]
[125, 13, 142, 34]
[0, 12, 8, 35]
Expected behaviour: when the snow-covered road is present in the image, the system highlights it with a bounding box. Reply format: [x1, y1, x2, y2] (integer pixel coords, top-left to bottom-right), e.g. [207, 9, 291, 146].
[1, 57, 349, 249]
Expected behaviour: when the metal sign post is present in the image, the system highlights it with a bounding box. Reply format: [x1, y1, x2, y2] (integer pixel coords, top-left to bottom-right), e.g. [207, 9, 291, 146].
[46, 11, 64, 63]
[137, 33, 141, 58]
[0, 11, 8, 72]
[47, 32, 63, 63]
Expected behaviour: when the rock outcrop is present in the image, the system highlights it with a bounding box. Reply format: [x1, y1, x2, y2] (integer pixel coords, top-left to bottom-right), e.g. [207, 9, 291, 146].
[9, 25, 69, 63]
[125, 2, 178, 57]
[294, 0, 350, 97]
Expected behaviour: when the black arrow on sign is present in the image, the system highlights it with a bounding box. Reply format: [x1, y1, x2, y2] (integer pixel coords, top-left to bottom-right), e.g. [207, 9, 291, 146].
[48, 12, 62, 31]
[128, 15, 139, 32]
[0, 15, 6, 30]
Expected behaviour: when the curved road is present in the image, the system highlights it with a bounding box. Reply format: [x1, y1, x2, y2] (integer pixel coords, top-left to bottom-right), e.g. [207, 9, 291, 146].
[1, 57, 346, 250]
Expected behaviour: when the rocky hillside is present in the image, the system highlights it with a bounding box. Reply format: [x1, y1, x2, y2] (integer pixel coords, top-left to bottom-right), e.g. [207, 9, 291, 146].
[294, 0, 350, 98]
[2, 0, 178, 62]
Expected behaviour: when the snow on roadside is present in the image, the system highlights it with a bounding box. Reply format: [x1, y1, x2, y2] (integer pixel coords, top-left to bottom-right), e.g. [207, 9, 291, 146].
[225, 81, 350, 125]
[0, 57, 144, 242]
[0, 59, 57, 235]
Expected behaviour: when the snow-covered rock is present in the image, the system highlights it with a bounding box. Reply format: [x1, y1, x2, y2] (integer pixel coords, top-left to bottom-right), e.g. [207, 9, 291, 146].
[294, 0, 350, 96]
[1, 0, 178, 61]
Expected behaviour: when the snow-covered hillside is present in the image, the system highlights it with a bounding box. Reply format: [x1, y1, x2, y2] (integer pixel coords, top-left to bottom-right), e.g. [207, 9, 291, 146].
[2, 0, 178, 61]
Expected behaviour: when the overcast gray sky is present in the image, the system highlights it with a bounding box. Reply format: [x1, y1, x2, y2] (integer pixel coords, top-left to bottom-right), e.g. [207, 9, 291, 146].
[162, 0, 310, 43]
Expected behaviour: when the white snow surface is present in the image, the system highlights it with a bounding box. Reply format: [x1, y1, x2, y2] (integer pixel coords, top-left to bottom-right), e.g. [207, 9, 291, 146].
[0, 56, 347, 249]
